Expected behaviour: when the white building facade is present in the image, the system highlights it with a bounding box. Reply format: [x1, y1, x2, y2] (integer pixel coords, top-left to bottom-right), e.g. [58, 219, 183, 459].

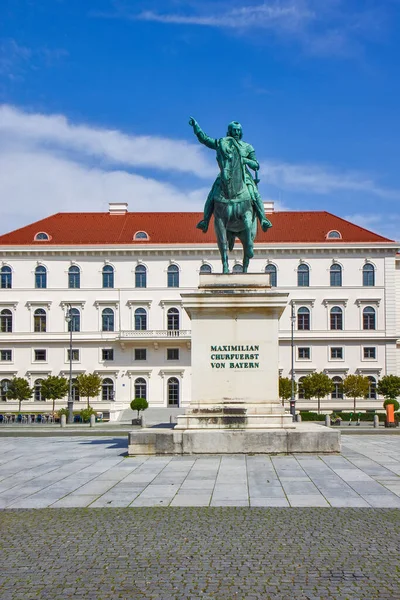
[0, 203, 399, 419]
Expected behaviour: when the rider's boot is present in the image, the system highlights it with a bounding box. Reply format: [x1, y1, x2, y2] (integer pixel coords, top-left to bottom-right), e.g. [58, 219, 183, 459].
[196, 219, 209, 233]
[253, 196, 272, 232]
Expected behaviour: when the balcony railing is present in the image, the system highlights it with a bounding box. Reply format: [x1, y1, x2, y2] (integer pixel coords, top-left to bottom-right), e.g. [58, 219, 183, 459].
[119, 329, 191, 339]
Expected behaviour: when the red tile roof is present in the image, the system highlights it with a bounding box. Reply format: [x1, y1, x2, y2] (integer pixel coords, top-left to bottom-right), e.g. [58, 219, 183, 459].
[0, 211, 394, 245]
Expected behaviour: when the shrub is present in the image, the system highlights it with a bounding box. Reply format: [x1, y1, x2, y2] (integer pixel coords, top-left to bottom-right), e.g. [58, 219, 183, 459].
[383, 398, 400, 411]
[299, 411, 326, 422]
[79, 406, 96, 423]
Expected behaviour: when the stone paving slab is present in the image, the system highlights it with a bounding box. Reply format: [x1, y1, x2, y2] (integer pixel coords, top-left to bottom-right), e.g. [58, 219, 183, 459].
[0, 435, 400, 508]
[1, 508, 399, 599]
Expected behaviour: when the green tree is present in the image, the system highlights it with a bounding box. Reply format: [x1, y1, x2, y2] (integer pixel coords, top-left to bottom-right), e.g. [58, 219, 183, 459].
[130, 397, 149, 420]
[377, 375, 400, 401]
[342, 374, 370, 414]
[75, 373, 102, 408]
[302, 372, 334, 414]
[41, 376, 69, 414]
[6, 377, 33, 412]
[279, 377, 298, 407]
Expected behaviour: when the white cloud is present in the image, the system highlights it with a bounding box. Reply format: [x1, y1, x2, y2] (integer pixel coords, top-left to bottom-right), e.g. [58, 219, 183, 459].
[264, 160, 400, 200]
[0, 150, 206, 235]
[0, 105, 214, 178]
[135, 3, 313, 30]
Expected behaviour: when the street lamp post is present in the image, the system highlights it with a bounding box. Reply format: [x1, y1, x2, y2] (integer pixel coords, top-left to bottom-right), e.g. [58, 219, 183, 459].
[65, 304, 74, 424]
[290, 300, 296, 421]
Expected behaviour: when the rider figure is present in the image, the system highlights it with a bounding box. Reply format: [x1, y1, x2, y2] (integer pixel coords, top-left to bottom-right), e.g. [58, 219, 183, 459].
[189, 118, 272, 233]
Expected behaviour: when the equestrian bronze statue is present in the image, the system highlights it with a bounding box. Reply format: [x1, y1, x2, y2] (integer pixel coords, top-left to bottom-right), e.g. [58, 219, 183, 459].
[189, 118, 272, 273]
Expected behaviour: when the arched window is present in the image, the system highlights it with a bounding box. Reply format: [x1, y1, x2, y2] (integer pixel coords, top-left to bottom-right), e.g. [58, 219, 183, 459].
[68, 266, 80, 289]
[0, 309, 12, 333]
[298, 377, 306, 400]
[297, 264, 309, 287]
[167, 264, 179, 288]
[363, 306, 376, 330]
[35, 265, 47, 289]
[363, 263, 375, 287]
[134, 231, 149, 241]
[134, 308, 147, 331]
[34, 308, 47, 332]
[330, 306, 343, 330]
[0, 378, 11, 402]
[327, 230, 341, 239]
[367, 376, 377, 399]
[102, 378, 114, 401]
[200, 264, 212, 274]
[0, 266, 12, 289]
[232, 264, 243, 273]
[167, 377, 179, 407]
[330, 264, 342, 287]
[134, 377, 147, 400]
[331, 376, 343, 400]
[34, 232, 49, 241]
[135, 264, 147, 288]
[167, 307, 180, 331]
[34, 378, 44, 401]
[102, 308, 114, 332]
[265, 264, 277, 287]
[67, 308, 80, 332]
[297, 307, 310, 331]
[102, 265, 114, 289]
[71, 378, 80, 402]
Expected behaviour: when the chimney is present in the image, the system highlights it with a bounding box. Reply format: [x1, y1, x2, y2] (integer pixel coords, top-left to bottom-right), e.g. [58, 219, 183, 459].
[263, 200, 275, 214]
[109, 202, 128, 215]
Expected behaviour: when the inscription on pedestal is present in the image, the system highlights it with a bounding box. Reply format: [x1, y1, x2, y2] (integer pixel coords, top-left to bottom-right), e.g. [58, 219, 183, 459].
[210, 344, 260, 370]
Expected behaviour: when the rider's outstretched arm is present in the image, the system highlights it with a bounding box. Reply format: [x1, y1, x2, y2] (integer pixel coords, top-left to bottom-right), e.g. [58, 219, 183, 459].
[189, 118, 217, 150]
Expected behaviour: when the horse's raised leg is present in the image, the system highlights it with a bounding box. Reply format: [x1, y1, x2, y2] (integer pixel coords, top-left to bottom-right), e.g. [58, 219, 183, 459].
[214, 215, 229, 273]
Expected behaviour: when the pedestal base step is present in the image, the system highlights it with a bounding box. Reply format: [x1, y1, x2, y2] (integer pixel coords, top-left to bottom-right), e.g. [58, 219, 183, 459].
[127, 424, 341, 455]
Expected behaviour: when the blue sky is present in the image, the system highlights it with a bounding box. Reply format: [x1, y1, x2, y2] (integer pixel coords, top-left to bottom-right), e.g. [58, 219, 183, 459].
[1, 0, 400, 240]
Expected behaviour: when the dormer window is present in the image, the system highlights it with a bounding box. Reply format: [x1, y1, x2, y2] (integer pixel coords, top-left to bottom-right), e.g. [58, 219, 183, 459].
[34, 232, 50, 241]
[326, 230, 342, 240]
[134, 231, 149, 241]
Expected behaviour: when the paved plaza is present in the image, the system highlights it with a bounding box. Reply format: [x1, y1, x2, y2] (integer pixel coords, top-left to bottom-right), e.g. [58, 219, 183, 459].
[0, 436, 400, 508]
[1, 436, 400, 599]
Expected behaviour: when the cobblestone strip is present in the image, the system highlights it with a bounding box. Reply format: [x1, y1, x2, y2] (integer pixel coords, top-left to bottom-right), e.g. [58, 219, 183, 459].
[1, 508, 399, 599]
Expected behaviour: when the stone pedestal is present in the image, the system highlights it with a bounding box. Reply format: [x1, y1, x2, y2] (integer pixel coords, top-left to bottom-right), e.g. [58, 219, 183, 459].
[175, 273, 294, 430]
[127, 273, 340, 454]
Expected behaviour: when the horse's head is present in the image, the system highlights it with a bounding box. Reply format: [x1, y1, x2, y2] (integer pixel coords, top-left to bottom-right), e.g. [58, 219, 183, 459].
[217, 137, 244, 199]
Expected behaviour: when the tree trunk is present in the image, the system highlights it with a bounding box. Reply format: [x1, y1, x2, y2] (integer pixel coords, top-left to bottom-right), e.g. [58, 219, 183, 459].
[87, 396, 89, 409]
[52, 398, 55, 414]
[19, 399, 22, 413]
[353, 396, 356, 414]
[318, 397, 320, 414]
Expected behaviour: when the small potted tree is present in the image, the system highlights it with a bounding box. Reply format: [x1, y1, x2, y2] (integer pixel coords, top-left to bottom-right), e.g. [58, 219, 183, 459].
[130, 398, 149, 426]
[377, 375, 400, 428]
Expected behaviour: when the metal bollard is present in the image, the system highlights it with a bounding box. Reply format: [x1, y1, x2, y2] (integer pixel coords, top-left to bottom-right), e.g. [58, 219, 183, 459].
[89, 414, 95, 427]
[60, 414, 66, 428]
[373, 414, 379, 428]
[325, 415, 331, 427]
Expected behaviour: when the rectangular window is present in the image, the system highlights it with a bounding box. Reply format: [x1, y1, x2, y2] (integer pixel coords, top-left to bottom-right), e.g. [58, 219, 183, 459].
[167, 348, 179, 361]
[34, 349, 47, 361]
[67, 349, 80, 362]
[134, 348, 147, 361]
[330, 347, 343, 360]
[0, 349, 12, 361]
[298, 347, 310, 360]
[363, 347, 376, 359]
[102, 349, 114, 361]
